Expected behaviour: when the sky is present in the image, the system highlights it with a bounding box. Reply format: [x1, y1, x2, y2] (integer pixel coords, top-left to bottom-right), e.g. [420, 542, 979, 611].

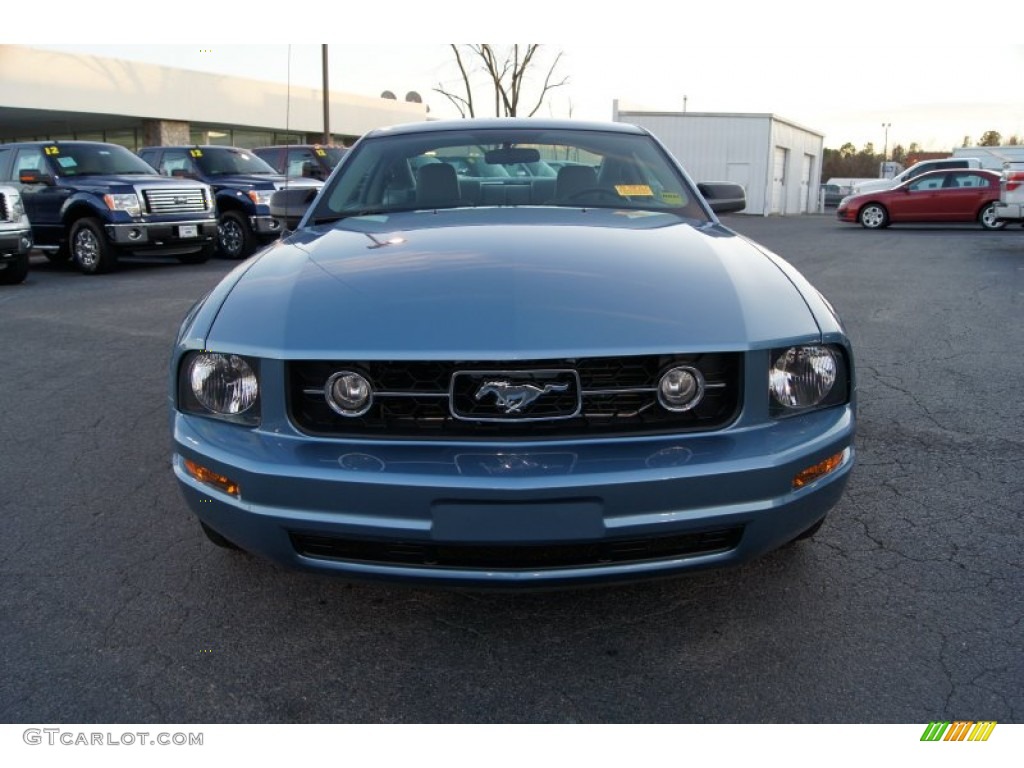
[22, 5, 1024, 153]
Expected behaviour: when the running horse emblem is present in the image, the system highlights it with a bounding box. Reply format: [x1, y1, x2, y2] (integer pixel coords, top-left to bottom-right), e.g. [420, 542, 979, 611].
[475, 380, 570, 414]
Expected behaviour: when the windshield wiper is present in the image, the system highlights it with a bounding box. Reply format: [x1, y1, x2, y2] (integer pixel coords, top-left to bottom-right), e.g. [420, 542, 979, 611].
[313, 207, 413, 223]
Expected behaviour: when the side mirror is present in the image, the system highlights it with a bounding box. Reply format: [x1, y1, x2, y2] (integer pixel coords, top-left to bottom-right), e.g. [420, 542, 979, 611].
[270, 187, 318, 231]
[19, 169, 55, 186]
[698, 182, 746, 214]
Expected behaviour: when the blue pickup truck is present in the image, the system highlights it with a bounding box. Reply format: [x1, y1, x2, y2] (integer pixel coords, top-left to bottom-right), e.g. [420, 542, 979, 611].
[0, 141, 217, 274]
[138, 145, 321, 259]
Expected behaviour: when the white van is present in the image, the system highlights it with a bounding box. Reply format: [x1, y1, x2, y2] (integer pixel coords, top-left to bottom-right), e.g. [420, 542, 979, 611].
[853, 158, 984, 195]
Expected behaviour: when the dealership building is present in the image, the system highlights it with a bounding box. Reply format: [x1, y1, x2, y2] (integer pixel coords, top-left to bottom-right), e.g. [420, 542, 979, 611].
[0, 46, 428, 150]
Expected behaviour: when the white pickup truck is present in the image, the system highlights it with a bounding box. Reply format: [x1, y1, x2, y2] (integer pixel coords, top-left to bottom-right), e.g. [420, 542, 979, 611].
[852, 157, 983, 196]
[994, 162, 1024, 225]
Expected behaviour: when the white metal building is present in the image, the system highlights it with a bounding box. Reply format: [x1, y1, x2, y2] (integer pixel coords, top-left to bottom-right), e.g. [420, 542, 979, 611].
[614, 103, 825, 216]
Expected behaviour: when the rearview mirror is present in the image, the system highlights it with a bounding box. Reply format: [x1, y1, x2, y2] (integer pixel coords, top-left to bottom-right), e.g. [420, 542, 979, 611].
[485, 147, 541, 165]
[697, 182, 746, 214]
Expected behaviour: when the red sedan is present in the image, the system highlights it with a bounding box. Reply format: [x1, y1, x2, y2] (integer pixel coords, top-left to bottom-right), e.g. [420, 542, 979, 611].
[837, 169, 1005, 230]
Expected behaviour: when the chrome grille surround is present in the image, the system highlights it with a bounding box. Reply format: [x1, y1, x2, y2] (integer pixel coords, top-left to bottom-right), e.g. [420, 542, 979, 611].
[289, 354, 742, 440]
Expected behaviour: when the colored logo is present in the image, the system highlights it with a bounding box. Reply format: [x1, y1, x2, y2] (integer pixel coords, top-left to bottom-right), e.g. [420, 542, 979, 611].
[920, 721, 997, 742]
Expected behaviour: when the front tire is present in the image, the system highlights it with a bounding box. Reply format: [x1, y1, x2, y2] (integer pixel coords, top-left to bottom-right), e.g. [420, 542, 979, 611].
[859, 203, 889, 229]
[70, 218, 117, 274]
[0, 252, 29, 285]
[978, 202, 1006, 230]
[217, 211, 256, 260]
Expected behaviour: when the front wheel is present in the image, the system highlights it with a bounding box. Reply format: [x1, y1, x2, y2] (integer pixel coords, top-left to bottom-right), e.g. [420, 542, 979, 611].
[217, 211, 256, 260]
[859, 203, 889, 229]
[70, 218, 117, 274]
[978, 202, 1006, 231]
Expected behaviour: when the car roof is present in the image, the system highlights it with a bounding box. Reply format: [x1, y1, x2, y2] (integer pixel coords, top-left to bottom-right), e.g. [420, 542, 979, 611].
[362, 117, 649, 140]
[4, 140, 128, 148]
[138, 145, 255, 151]
[909, 168, 998, 178]
[253, 144, 345, 150]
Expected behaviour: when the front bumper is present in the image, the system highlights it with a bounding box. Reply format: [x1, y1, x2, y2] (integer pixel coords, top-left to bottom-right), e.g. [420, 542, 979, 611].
[173, 404, 855, 587]
[105, 220, 218, 249]
[0, 226, 32, 259]
[251, 214, 283, 238]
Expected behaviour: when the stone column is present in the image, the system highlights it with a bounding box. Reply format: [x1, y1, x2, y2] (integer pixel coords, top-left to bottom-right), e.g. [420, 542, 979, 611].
[142, 119, 191, 147]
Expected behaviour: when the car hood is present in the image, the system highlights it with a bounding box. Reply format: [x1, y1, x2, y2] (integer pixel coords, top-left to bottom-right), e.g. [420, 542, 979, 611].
[207, 174, 319, 190]
[206, 209, 820, 359]
[64, 174, 207, 191]
[852, 179, 896, 195]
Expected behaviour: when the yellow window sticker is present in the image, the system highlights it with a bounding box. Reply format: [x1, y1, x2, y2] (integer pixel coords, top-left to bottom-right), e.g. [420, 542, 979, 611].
[189, 149, 203, 158]
[661, 192, 684, 205]
[315, 148, 327, 157]
[44, 146, 60, 156]
[615, 184, 653, 197]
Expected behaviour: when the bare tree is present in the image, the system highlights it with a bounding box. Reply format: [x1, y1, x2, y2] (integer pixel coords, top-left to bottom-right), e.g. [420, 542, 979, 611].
[434, 45, 569, 118]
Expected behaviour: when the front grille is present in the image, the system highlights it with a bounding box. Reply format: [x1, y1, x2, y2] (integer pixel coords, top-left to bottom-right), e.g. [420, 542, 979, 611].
[289, 354, 742, 439]
[141, 187, 209, 215]
[0, 192, 8, 221]
[291, 526, 744, 570]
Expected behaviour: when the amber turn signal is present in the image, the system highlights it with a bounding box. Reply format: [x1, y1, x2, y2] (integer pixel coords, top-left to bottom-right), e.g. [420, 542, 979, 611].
[184, 458, 240, 497]
[792, 450, 846, 489]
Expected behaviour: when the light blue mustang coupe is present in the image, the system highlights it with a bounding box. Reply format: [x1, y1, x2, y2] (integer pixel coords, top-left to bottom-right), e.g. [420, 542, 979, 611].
[170, 119, 855, 587]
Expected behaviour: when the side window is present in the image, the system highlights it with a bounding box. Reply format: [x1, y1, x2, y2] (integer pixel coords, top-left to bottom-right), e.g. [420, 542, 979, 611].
[159, 150, 194, 177]
[909, 173, 946, 192]
[287, 149, 315, 176]
[948, 173, 987, 188]
[13, 148, 47, 178]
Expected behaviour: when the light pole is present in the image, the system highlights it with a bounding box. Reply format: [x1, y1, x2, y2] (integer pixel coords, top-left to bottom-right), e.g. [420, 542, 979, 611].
[881, 122, 891, 177]
[322, 45, 330, 145]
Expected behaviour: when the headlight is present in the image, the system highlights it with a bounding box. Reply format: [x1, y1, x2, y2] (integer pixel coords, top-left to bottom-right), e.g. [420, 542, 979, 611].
[179, 352, 260, 425]
[103, 193, 141, 216]
[769, 345, 848, 415]
[325, 371, 373, 417]
[247, 190, 274, 206]
[7, 191, 26, 220]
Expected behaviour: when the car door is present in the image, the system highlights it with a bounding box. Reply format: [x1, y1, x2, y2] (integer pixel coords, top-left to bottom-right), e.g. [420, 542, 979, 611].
[940, 172, 991, 221]
[890, 172, 948, 222]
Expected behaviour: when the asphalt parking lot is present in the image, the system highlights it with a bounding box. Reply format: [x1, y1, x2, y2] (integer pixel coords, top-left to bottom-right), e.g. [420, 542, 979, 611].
[1, 214, 1021, 723]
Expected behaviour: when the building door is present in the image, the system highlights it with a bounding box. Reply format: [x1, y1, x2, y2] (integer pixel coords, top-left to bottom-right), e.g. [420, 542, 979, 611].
[800, 154, 814, 213]
[771, 147, 787, 214]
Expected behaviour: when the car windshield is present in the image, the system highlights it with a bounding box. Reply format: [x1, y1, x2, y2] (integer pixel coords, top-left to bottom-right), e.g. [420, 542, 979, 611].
[48, 144, 156, 176]
[194, 147, 277, 176]
[311, 126, 709, 222]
